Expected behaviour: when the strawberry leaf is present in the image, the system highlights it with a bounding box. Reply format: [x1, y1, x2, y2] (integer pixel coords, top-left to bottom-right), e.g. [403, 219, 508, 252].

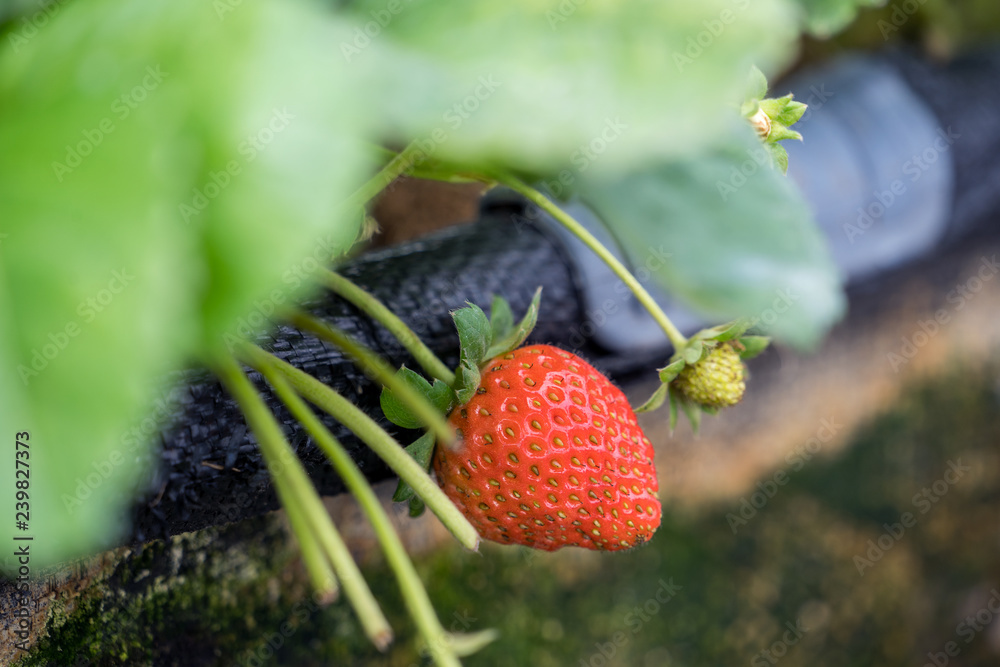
[746, 65, 769, 103]
[738, 335, 771, 360]
[668, 387, 679, 433]
[489, 295, 515, 342]
[682, 340, 703, 365]
[658, 358, 687, 384]
[391, 431, 436, 503]
[452, 302, 492, 403]
[634, 382, 668, 414]
[485, 287, 542, 360]
[679, 396, 702, 434]
[711, 319, 753, 343]
[380, 367, 454, 429]
[408, 496, 427, 517]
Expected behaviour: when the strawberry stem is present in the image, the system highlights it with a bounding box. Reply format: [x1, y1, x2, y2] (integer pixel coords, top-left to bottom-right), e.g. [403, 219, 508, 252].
[213, 354, 393, 650]
[283, 307, 455, 445]
[320, 269, 456, 386]
[260, 362, 466, 667]
[344, 142, 424, 211]
[238, 342, 481, 552]
[496, 174, 688, 350]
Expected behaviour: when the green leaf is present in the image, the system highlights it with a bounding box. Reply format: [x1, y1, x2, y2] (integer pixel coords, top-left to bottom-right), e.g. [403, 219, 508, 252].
[774, 100, 808, 127]
[658, 357, 687, 384]
[489, 295, 515, 343]
[379, 367, 454, 429]
[792, 0, 880, 37]
[767, 143, 790, 174]
[635, 383, 668, 414]
[392, 431, 437, 503]
[738, 335, 772, 360]
[707, 318, 753, 343]
[767, 125, 803, 143]
[0, 0, 371, 570]
[746, 65, 769, 102]
[453, 363, 482, 406]
[682, 340, 704, 365]
[485, 287, 542, 359]
[668, 387, 679, 433]
[583, 130, 845, 348]
[679, 397, 703, 434]
[453, 303, 492, 368]
[352, 0, 800, 176]
[452, 302, 492, 404]
[445, 629, 502, 657]
[408, 496, 427, 517]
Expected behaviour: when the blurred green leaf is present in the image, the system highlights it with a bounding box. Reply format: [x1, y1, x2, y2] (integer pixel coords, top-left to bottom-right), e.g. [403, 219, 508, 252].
[792, 0, 882, 37]
[0, 0, 370, 569]
[582, 130, 845, 348]
[349, 0, 800, 176]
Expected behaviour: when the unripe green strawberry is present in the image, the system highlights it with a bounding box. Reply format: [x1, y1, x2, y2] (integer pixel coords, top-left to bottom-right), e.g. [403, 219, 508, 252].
[674, 343, 745, 408]
[434, 345, 660, 552]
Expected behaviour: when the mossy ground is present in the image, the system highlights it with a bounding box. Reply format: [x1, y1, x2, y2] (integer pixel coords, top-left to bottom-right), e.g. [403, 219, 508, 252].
[18, 366, 1000, 666]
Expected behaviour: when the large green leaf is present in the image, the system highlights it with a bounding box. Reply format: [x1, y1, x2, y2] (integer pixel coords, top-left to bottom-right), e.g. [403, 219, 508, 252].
[582, 130, 845, 348]
[347, 0, 801, 176]
[0, 0, 370, 570]
[792, 0, 880, 37]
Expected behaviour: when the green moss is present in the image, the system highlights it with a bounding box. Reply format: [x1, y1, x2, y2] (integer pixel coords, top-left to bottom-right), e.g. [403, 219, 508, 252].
[16, 366, 1000, 666]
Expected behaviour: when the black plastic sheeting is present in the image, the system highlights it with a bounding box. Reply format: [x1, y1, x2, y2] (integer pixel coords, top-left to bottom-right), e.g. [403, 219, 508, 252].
[128, 211, 668, 545]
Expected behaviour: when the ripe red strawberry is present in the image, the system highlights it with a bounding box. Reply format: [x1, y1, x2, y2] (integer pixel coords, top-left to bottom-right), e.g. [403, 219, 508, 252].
[433, 344, 660, 551]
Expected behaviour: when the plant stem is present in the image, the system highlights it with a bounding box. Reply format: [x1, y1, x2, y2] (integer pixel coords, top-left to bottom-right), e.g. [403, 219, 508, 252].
[285, 308, 455, 444]
[261, 364, 466, 667]
[281, 481, 339, 604]
[497, 173, 688, 350]
[214, 355, 393, 651]
[238, 343, 480, 552]
[345, 143, 424, 211]
[320, 269, 456, 386]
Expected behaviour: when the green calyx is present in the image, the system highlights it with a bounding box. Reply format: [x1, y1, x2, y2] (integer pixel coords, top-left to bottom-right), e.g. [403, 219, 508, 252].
[741, 65, 808, 174]
[380, 288, 543, 515]
[635, 318, 770, 433]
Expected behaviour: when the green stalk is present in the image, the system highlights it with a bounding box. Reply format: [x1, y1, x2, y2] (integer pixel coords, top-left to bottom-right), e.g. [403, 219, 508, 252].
[497, 173, 688, 350]
[283, 308, 454, 445]
[214, 355, 393, 651]
[260, 363, 466, 667]
[319, 269, 456, 386]
[238, 343, 479, 552]
[345, 143, 425, 211]
[281, 481, 339, 603]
